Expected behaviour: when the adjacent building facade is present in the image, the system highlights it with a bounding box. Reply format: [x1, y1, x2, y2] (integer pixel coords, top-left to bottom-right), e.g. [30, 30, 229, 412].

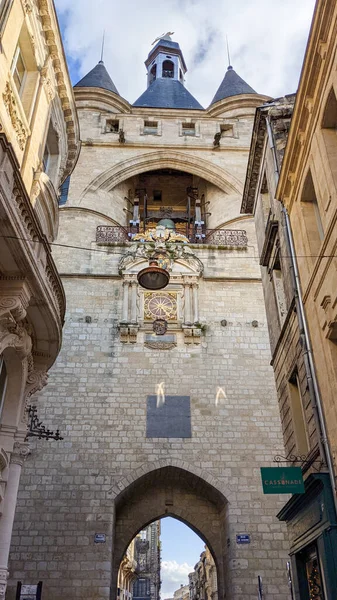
[132, 522, 160, 600]
[189, 546, 218, 600]
[6, 33, 292, 600]
[241, 0, 337, 597]
[0, 0, 79, 598]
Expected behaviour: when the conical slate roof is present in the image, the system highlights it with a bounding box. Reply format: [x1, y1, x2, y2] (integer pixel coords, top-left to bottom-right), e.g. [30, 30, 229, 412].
[211, 66, 256, 105]
[133, 78, 203, 110]
[74, 61, 119, 95]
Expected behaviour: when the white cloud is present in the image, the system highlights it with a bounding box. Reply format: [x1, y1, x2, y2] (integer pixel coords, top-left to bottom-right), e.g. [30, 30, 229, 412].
[55, 0, 316, 108]
[161, 560, 193, 599]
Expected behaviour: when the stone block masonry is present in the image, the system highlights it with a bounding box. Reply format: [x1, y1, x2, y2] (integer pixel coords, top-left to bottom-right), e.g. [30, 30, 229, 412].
[7, 275, 290, 600]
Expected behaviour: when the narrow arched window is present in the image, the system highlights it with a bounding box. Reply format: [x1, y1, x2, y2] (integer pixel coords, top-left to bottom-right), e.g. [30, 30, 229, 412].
[301, 169, 324, 258]
[322, 87, 337, 186]
[149, 64, 157, 85]
[162, 60, 174, 78]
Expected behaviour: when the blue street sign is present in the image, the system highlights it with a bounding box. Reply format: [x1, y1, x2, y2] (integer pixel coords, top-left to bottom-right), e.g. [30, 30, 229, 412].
[236, 534, 250, 544]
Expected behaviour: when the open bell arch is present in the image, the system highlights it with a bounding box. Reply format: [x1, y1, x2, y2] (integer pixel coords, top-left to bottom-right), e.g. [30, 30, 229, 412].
[81, 150, 243, 199]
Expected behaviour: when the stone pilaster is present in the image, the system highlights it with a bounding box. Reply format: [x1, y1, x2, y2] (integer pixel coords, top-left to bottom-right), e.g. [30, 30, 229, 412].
[0, 442, 30, 600]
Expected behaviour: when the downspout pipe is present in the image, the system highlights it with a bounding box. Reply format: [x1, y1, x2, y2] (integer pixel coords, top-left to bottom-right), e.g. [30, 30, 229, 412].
[265, 114, 337, 517]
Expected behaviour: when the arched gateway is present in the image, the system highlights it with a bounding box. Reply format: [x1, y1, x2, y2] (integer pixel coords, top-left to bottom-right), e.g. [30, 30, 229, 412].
[7, 34, 290, 600]
[112, 465, 227, 599]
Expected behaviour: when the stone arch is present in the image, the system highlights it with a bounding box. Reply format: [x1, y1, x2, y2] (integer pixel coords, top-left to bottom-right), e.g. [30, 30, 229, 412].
[110, 457, 227, 499]
[81, 150, 243, 198]
[111, 463, 229, 600]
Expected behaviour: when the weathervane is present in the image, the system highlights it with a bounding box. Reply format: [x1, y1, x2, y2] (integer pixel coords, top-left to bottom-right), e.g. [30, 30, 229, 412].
[152, 31, 174, 45]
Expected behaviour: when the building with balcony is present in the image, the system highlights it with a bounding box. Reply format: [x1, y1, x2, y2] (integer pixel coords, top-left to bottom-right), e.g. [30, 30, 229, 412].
[241, 0, 337, 596]
[0, 0, 79, 596]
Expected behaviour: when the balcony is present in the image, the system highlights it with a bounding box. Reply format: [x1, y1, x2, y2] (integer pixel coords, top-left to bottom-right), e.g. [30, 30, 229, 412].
[96, 225, 248, 247]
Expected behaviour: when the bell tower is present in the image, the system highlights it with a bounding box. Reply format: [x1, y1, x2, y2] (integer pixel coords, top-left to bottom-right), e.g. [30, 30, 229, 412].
[146, 33, 186, 86]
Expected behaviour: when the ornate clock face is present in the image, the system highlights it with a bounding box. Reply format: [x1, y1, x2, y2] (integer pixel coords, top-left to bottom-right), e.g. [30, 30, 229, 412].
[144, 292, 177, 321]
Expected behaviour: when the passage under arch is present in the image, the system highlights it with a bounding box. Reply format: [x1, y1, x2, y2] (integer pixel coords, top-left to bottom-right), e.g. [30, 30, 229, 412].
[112, 466, 228, 600]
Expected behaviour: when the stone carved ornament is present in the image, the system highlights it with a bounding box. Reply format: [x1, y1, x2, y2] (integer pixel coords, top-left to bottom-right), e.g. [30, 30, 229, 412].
[2, 82, 27, 150]
[0, 297, 32, 359]
[119, 235, 203, 276]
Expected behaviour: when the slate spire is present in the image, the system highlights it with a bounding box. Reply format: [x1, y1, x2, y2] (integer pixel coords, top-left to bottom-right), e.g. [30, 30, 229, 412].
[74, 60, 119, 95]
[210, 65, 256, 105]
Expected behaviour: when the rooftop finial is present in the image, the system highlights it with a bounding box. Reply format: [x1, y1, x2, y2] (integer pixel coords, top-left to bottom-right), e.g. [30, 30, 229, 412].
[226, 35, 232, 69]
[100, 30, 105, 63]
[152, 31, 174, 45]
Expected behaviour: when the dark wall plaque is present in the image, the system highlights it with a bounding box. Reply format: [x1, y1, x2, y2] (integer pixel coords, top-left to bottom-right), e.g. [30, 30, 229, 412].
[146, 395, 191, 438]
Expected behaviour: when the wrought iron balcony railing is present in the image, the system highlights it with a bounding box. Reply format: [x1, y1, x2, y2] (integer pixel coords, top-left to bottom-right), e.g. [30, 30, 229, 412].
[96, 225, 248, 247]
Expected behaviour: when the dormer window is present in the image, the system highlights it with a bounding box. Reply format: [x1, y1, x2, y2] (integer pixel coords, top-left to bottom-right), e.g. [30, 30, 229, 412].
[106, 119, 119, 133]
[162, 60, 174, 78]
[182, 122, 195, 136]
[144, 121, 158, 135]
[221, 124, 234, 137]
[149, 64, 157, 85]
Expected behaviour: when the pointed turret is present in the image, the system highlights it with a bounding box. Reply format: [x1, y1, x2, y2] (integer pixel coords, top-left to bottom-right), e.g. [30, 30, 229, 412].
[74, 61, 119, 95]
[133, 34, 203, 110]
[210, 65, 256, 105]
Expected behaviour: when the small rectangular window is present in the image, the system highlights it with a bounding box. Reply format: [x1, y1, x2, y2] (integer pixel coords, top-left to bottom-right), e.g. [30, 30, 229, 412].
[220, 123, 234, 137]
[153, 190, 162, 202]
[182, 122, 195, 136]
[144, 120, 158, 135]
[106, 119, 119, 133]
[11, 46, 26, 95]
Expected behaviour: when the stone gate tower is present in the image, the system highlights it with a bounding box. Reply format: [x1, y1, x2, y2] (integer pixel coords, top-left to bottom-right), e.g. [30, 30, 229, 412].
[8, 36, 291, 600]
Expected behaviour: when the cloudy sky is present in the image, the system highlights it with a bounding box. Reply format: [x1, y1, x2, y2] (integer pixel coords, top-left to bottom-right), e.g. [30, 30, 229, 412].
[161, 517, 205, 598]
[55, 0, 316, 108]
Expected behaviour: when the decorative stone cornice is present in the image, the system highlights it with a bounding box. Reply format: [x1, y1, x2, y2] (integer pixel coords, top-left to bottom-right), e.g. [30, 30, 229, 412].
[2, 82, 28, 151]
[0, 134, 65, 325]
[24, 368, 48, 400]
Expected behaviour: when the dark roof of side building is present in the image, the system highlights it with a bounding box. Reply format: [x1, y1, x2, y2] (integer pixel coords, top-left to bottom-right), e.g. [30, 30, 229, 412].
[211, 66, 256, 105]
[133, 78, 203, 110]
[74, 61, 119, 95]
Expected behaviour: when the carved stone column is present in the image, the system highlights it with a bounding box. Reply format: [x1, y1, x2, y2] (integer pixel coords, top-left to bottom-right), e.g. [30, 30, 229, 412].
[122, 280, 129, 323]
[192, 282, 199, 323]
[0, 442, 30, 600]
[130, 281, 138, 324]
[184, 281, 192, 325]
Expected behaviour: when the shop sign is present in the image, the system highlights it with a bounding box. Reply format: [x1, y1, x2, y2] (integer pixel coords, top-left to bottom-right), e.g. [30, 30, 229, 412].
[260, 467, 305, 494]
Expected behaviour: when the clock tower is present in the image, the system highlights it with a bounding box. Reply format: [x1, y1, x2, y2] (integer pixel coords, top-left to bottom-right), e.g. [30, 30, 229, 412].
[8, 34, 291, 600]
